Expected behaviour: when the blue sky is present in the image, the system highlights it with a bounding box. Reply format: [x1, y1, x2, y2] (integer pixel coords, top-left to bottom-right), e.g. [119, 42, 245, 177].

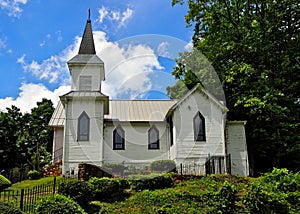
[0, 0, 192, 112]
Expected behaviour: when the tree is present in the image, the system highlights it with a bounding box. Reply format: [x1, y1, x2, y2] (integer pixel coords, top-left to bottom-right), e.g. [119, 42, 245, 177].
[0, 99, 54, 172]
[171, 0, 300, 175]
[0, 106, 24, 170]
[19, 98, 55, 170]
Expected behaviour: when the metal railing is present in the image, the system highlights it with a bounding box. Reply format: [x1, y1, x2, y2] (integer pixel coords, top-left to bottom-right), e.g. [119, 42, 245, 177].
[0, 177, 59, 213]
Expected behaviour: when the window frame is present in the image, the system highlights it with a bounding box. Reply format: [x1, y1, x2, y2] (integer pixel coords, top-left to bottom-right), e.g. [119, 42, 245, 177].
[79, 75, 92, 91]
[148, 125, 160, 150]
[113, 125, 125, 150]
[78, 111, 90, 141]
[193, 111, 206, 141]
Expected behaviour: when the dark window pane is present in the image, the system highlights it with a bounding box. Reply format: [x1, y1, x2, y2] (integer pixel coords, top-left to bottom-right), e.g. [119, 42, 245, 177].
[113, 126, 125, 150]
[148, 126, 159, 149]
[194, 112, 206, 141]
[78, 112, 89, 141]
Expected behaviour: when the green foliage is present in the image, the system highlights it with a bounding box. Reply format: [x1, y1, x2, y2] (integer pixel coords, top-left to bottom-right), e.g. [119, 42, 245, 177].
[243, 168, 300, 213]
[0, 174, 12, 190]
[27, 170, 40, 180]
[89, 177, 129, 202]
[102, 162, 126, 175]
[171, 0, 300, 174]
[0, 201, 22, 214]
[35, 193, 86, 214]
[98, 170, 299, 213]
[149, 160, 176, 172]
[0, 99, 54, 173]
[58, 180, 94, 207]
[209, 181, 238, 214]
[129, 173, 174, 191]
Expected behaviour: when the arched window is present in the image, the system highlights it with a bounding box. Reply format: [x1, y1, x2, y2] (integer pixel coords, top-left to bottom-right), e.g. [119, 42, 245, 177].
[148, 125, 159, 149]
[113, 125, 125, 150]
[78, 111, 90, 141]
[193, 112, 206, 141]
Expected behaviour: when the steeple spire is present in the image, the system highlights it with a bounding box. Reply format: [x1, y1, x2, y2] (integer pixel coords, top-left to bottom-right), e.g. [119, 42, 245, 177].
[78, 9, 96, 54]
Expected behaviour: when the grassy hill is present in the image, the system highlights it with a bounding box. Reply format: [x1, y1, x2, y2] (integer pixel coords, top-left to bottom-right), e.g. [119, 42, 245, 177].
[96, 170, 300, 214]
[1, 168, 299, 213]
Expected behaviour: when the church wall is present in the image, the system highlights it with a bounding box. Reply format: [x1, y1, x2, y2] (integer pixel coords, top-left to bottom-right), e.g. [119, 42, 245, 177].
[63, 98, 104, 175]
[226, 121, 249, 176]
[52, 127, 64, 163]
[70, 65, 104, 91]
[103, 122, 170, 165]
[172, 90, 226, 164]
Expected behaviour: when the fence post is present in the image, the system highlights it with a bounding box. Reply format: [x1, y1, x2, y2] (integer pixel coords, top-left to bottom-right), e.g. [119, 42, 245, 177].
[218, 157, 222, 174]
[53, 176, 57, 194]
[20, 189, 24, 211]
[180, 163, 183, 176]
[227, 154, 231, 175]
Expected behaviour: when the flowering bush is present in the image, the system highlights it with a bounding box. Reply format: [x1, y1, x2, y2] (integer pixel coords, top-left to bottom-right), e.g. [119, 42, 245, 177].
[27, 170, 40, 180]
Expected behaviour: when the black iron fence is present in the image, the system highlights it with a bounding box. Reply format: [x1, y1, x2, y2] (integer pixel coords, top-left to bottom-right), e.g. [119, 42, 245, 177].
[178, 154, 231, 175]
[0, 177, 59, 213]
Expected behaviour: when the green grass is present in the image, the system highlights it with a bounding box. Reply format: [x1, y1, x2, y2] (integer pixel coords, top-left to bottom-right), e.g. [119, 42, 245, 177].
[7, 176, 64, 191]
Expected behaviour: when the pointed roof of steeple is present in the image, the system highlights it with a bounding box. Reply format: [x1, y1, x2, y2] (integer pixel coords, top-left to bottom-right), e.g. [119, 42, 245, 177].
[78, 9, 96, 54]
[68, 10, 103, 65]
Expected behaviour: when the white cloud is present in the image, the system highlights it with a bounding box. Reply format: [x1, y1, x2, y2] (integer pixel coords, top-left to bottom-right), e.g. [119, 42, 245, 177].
[0, 38, 7, 49]
[17, 36, 79, 83]
[0, 0, 28, 17]
[91, 31, 163, 98]
[184, 40, 193, 51]
[17, 54, 68, 83]
[98, 6, 109, 23]
[97, 6, 133, 28]
[0, 83, 70, 113]
[121, 8, 133, 26]
[18, 30, 163, 100]
[13, 30, 163, 112]
[157, 42, 170, 58]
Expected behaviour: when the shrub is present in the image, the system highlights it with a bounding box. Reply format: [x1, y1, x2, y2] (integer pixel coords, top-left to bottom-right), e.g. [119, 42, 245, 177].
[0, 174, 12, 190]
[0, 201, 22, 214]
[102, 163, 126, 175]
[209, 181, 238, 213]
[243, 178, 290, 213]
[27, 170, 40, 180]
[89, 177, 129, 202]
[129, 173, 174, 191]
[243, 168, 300, 213]
[149, 160, 176, 172]
[58, 180, 94, 207]
[35, 193, 86, 214]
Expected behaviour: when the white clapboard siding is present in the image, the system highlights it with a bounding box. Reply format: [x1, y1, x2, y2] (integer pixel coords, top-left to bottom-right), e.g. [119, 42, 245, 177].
[103, 122, 169, 163]
[172, 89, 226, 163]
[226, 121, 249, 176]
[52, 127, 64, 163]
[63, 99, 105, 174]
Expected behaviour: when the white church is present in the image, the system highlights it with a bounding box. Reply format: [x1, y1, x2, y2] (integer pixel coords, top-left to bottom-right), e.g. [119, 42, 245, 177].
[49, 15, 249, 176]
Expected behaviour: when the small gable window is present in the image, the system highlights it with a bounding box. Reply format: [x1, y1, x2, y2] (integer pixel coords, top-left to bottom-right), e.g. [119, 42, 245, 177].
[78, 111, 90, 141]
[193, 112, 206, 141]
[113, 125, 125, 150]
[148, 125, 159, 149]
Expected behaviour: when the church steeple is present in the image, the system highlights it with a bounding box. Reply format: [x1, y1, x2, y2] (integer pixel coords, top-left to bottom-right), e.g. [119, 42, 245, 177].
[67, 10, 105, 92]
[78, 9, 96, 54]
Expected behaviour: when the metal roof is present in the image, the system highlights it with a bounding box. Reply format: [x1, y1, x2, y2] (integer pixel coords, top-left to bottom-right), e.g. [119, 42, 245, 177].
[68, 54, 103, 64]
[49, 101, 65, 127]
[104, 100, 176, 122]
[49, 100, 177, 127]
[60, 91, 108, 98]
